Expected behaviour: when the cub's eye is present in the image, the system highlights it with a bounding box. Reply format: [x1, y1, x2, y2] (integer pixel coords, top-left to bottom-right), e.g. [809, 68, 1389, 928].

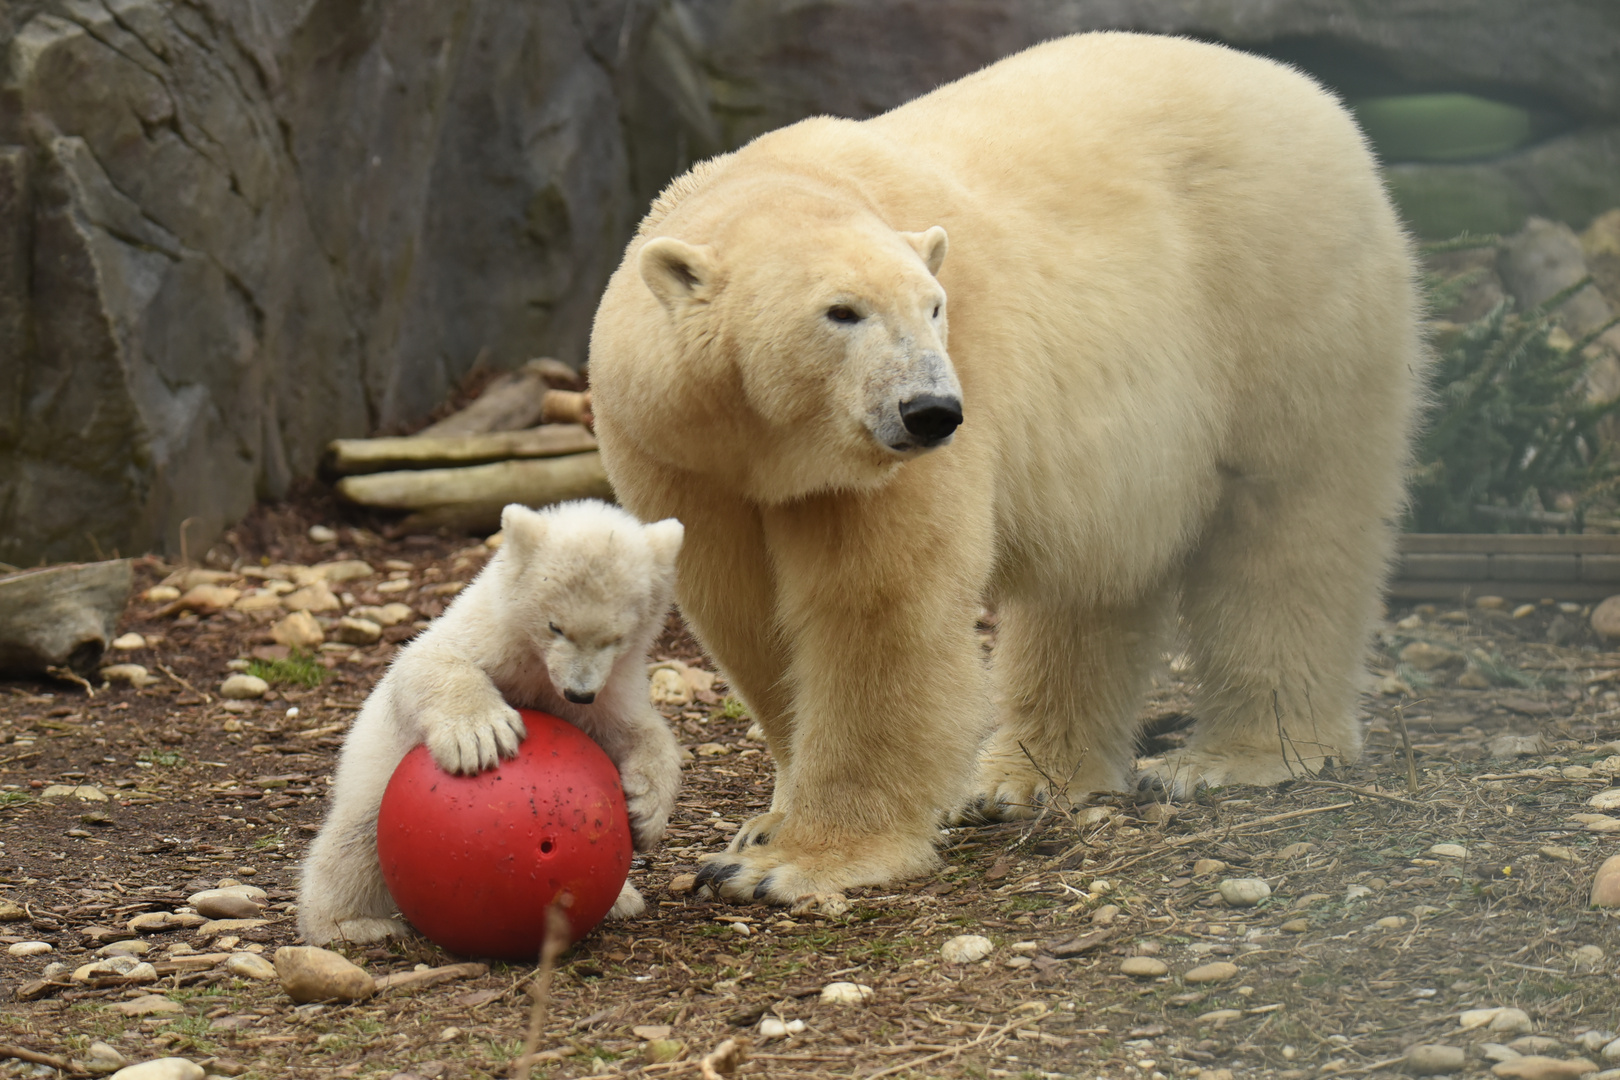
[548, 622, 564, 636]
[932, 304, 941, 318]
[826, 305, 861, 324]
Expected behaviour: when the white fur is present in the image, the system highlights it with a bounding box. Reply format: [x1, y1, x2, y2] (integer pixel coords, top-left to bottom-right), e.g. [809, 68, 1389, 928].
[297, 500, 684, 946]
[589, 33, 1427, 904]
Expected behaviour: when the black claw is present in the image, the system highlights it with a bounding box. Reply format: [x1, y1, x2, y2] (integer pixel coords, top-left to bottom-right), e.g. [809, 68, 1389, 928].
[695, 861, 743, 890]
[753, 875, 774, 900]
[751, 830, 772, 847]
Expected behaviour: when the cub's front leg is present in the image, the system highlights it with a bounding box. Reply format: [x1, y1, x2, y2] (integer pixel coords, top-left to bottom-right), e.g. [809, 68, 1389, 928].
[585, 698, 683, 853]
[395, 654, 528, 775]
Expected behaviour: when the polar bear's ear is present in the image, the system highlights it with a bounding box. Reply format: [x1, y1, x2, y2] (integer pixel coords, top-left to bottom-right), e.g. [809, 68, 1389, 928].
[639, 238, 717, 313]
[499, 504, 547, 560]
[901, 226, 948, 277]
[644, 518, 685, 574]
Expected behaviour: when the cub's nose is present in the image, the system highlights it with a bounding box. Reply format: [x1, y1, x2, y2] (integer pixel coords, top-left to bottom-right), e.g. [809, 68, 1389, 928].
[899, 394, 963, 442]
[563, 689, 596, 704]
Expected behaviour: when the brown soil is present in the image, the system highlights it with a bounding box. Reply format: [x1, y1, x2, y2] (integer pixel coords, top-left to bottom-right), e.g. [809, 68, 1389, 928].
[2, 505, 1618, 1079]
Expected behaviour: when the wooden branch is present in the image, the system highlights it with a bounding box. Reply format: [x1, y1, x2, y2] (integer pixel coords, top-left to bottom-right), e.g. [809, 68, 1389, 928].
[338, 453, 613, 534]
[326, 425, 597, 476]
[539, 389, 591, 426]
[416, 358, 581, 438]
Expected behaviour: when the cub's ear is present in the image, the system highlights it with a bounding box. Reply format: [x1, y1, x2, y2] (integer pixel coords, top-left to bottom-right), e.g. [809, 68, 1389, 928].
[900, 226, 948, 277]
[639, 238, 717, 313]
[643, 518, 685, 573]
[499, 504, 548, 560]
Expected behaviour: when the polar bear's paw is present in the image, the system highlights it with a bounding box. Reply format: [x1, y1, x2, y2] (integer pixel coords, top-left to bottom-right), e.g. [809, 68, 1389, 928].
[693, 829, 937, 905]
[300, 915, 409, 946]
[693, 849, 845, 905]
[424, 702, 527, 775]
[620, 740, 683, 852]
[959, 765, 1050, 823]
[1135, 747, 1301, 801]
[728, 811, 786, 850]
[606, 881, 646, 920]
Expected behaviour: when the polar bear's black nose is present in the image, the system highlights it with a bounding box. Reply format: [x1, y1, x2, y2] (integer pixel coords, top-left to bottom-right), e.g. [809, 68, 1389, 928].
[899, 394, 963, 442]
[564, 689, 596, 704]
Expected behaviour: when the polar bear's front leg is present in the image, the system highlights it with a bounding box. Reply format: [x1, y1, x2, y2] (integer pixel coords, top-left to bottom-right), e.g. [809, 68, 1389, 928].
[400, 656, 528, 775]
[590, 702, 684, 853]
[692, 492, 993, 904]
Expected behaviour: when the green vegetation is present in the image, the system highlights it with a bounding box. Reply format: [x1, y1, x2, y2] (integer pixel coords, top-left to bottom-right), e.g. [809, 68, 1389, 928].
[716, 696, 749, 721]
[247, 651, 333, 687]
[1410, 236, 1620, 532]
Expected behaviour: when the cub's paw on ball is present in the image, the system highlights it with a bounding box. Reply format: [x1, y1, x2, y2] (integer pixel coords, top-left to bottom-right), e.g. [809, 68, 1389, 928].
[424, 704, 527, 775]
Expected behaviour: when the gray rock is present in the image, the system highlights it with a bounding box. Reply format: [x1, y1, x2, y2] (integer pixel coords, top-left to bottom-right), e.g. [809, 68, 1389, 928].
[0, 560, 132, 675]
[107, 1059, 203, 1080]
[273, 945, 374, 1004]
[1217, 878, 1272, 906]
[939, 934, 994, 963]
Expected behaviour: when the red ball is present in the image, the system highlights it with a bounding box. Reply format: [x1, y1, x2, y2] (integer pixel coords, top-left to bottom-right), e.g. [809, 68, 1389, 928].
[376, 709, 632, 960]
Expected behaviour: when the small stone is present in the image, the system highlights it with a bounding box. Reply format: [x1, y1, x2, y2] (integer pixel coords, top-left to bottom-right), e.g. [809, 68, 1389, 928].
[1376, 916, 1409, 929]
[225, 953, 277, 981]
[218, 674, 269, 701]
[314, 559, 374, 583]
[0, 899, 29, 921]
[41, 784, 107, 801]
[1591, 855, 1620, 907]
[1184, 961, 1240, 984]
[1489, 1009, 1534, 1035]
[1605, 1038, 1620, 1061]
[694, 742, 732, 757]
[1345, 884, 1373, 901]
[73, 955, 155, 982]
[819, 981, 873, 1005]
[1091, 904, 1120, 925]
[108, 995, 184, 1016]
[1280, 919, 1310, 933]
[758, 1016, 789, 1040]
[8, 941, 52, 956]
[1400, 641, 1465, 671]
[1589, 789, 1620, 810]
[274, 946, 374, 1003]
[1476, 596, 1507, 610]
[1488, 734, 1544, 757]
[197, 918, 270, 938]
[1404, 1044, 1466, 1074]
[1378, 673, 1415, 695]
[1121, 956, 1168, 977]
[668, 873, 697, 895]
[170, 584, 241, 613]
[1576, 1032, 1613, 1055]
[100, 663, 158, 688]
[633, 1026, 673, 1041]
[649, 666, 692, 707]
[144, 585, 181, 603]
[1593, 596, 1620, 639]
[127, 912, 207, 933]
[233, 592, 285, 613]
[1429, 843, 1468, 859]
[270, 610, 324, 650]
[84, 1041, 127, 1074]
[1572, 814, 1620, 833]
[190, 891, 265, 920]
[334, 617, 382, 645]
[940, 934, 994, 963]
[308, 525, 338, 543]
[1513, 603, 1536, 618]
[1572, 944, 1606, 969]
[1193, 859, 1226, 877]
[1482, 1045, 1524, 1064]
[1457, 670, 1493, 689]
[1197, 1008, 1245, 1023]
[111, 633, 146, 651]
[108, 1060, 204, 1080]
[1507, 1038, 1564, 1055]
[282, 580, 341, 613]
[1491, 1057, 1597, 1079]
[1218, 878, 1271, 906]
[1278, 842, 1315, 859]
[98, 940, 150, 958]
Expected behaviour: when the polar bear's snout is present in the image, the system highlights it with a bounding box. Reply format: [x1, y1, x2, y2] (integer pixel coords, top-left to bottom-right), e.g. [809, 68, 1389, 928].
[563, 688, 597, 704]
[899, 394, 962, 444]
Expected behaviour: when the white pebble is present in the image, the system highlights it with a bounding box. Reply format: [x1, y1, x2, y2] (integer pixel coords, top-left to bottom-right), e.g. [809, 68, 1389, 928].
[1217, 878, 1271, 906]
[758, 1017, 789, 1040]
[939, 934, 994, 963]
[111, 633, 146, 651]
[1429, 843, 1468, 859]
[819, 981, 873, 1005]
[308, 525, 337, 543]
[218, 674, 269, 700]
[108, 1058, 204, 1080]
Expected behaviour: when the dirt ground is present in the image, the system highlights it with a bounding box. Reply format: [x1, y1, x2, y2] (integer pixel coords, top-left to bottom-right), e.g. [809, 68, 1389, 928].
[3, 502, 1619, 1079]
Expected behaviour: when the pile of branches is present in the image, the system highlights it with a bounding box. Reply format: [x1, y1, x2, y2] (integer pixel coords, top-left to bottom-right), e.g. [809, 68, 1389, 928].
[1409, 237, 1620, 533]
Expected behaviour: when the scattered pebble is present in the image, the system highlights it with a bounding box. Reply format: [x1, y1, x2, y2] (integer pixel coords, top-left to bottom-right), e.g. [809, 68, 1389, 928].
[1475, 596, 1506, 610]
[127, 912, 206, 933]
[1183, 961, 1240, 984]
[1345, 884, 1373, 901]
[8, 941, 51, 956]
[1507, 1037, 1563, 1055]
[72, 955, 156, 983]
[649, 667, 692, 707]
[1592, 596, 1620, 639]
[1217, 878, 1271, 906]
[143, 585, 181, 603]
[111, 633, 146, 650]
[1280, 919, 1310, 933]
[271, 610, 325, 650]
[1589, 789, 1620, 810]
[108, 1060, 204, 1080]
[668, 873, 697, 895]
[1400, 641, 1464, 670]
[1591, 855, 1620, 907]
[273, 945, 375, 1003]
[644, 1039, 685, 1064]
[1540, 846, 1579, 863]
[1461, 1008, 1534, 1034]
[334, 616, 383, 645]
[1121, 956, 1168, 978]
[218, 674, 269, 701]
[309, 525, 338, 543]
[1481, 1044, 1523, 1064]
[1376, 916, 1409, 929]
[108, 995, 184, 1017]
[282, 580, 341, 613]
[1192, 859, 1227, 877]
[1606, 1038, 1620, 1062]
[633, 1026, 673, 1041]
[758, 1017, 790, 1040]
[225, 953, 277, 981]
[1403, 1044, 1466, 1075]
[40, 784, 107, 802]
[85, 1041, 127, 1072]
[1488, 734, 1544, 757]
[1429, 843, 1468, 859]
[1576, 1032, 1614, 1055]
[189, 890, 265, 920]
[819, 982, 873, 1005]
[99, 663, 158, 688]
[1490, 1057, 1598, 1079]
[940, 934, 994, 964]
[1091, 904, 1120, 925]
[1197, 1008, 1244, 1024]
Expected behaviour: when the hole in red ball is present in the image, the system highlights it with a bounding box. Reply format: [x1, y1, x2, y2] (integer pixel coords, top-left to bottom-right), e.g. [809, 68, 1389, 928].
[540, 838, 555, 854]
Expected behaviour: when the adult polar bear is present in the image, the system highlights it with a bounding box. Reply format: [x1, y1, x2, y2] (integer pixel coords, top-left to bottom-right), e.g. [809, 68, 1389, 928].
[590, 33, 1425, 903]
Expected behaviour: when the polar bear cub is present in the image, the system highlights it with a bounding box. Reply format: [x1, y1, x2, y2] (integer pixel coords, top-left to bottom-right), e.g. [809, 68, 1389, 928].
[298, 500, 685, 947]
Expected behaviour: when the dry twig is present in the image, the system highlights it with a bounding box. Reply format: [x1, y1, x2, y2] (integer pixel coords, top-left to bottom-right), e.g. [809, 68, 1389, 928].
[511, 905, 571, 1078]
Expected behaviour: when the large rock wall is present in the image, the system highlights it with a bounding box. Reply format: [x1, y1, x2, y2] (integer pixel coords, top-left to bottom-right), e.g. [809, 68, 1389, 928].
[3, 0, 1618, 564]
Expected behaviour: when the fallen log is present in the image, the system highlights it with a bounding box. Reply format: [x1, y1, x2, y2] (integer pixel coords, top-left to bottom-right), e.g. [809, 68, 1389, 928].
[326, 424, 597, 476]
[415, 359, 582, 438]
[0, 560, 133, 676]
[337, 453, 613, 534]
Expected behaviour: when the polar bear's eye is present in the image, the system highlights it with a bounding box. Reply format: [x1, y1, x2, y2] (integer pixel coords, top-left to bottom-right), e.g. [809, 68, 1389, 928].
[548, 621, 564, 637]
[826, 305, 861, 324]
[932, 304, 941, 318]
